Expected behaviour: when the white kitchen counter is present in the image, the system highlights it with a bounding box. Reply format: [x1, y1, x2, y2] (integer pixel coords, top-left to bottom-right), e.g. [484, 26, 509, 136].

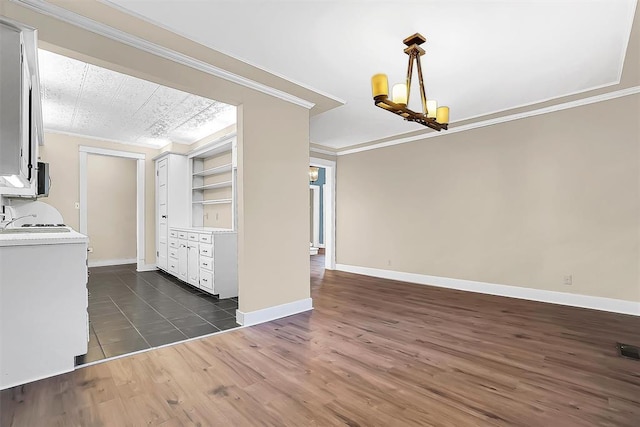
[0, 228, 88, 246]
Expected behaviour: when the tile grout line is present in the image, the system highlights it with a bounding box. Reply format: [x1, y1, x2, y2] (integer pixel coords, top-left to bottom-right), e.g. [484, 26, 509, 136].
[88, 266, 238, 355]
[111, 273, 216, 336]
[89, 324, 107, 361]
[117, 270, 234, 328]
[107, 295, 154, 349]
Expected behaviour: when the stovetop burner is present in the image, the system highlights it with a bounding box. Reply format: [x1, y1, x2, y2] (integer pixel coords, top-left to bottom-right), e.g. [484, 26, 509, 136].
[21, 223, 66, 227]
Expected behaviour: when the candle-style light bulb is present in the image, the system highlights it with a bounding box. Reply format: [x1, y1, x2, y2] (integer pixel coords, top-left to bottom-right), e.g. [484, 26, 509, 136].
[392, 83, 407, 105]
[371, 74, 389, 98]
[426, 100, 438, 118]
[436, 106, 449, 124]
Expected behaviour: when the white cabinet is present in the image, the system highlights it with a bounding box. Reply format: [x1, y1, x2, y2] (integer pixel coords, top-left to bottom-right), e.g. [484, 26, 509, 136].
[154, 153, 189, 271]
[0, 231, 88, 389]
[167, 227, 237, 298]
[177, 239, 188, 282]
[187, 242, 199, 286]
[154, 134, 238, 298]
[0, 18, 44, 196]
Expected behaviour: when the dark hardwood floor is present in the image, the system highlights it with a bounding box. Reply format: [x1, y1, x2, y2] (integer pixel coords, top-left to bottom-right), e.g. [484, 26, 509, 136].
[2, 255, 639, 426]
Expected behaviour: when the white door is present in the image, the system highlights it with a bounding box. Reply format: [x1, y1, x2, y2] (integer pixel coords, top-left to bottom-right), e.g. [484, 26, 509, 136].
[178, 242, 188, 281]
[187, 243, 199, 287]
[156, 159, 168, 270]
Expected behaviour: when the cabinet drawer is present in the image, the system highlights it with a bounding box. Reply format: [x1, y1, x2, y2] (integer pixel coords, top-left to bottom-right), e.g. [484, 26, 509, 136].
[199, 270, 213, 292]
[200, 256, 213, 271]
[168, 260, 178, 274]
[169, 238, 178, 249]
[169, 248, 178, 259]
[188, 233, 198, 241]
[169, 230, 178, 238]
[177, 231, 188, 239]
[199, 244, 213, 257]
[199, 234, 212, 244]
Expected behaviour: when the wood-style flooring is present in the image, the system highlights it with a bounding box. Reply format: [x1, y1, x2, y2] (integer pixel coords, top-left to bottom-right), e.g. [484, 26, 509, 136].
[2, 255, 639, 426]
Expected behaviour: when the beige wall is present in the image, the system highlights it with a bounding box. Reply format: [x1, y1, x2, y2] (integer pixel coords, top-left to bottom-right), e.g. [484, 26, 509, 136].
[39, 133, 158, 266]
[237, 96, 311, 312]
[87, 154, 137, 263]
[337, 94, 640, 302]
[1, 0, 324, 314]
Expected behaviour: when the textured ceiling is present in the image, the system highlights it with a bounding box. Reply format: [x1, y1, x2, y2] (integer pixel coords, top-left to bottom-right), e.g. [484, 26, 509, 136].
[38, 49, 236, 148]
[103, 0, 636, 149]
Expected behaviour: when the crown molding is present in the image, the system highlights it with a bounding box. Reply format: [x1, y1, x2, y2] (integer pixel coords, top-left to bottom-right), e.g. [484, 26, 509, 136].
[45, 129, 163, 150]
[337, 86, 640, 156]
[98, 0, 347, 108]
[309, 145, 338, 156]
[12, 0, 316, 110]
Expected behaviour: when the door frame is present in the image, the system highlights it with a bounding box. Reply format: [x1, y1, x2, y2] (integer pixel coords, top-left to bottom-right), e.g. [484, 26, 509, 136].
[309, 185, 320, 247]
[79, 146, 146, 271]
[310, 157, 336, 270]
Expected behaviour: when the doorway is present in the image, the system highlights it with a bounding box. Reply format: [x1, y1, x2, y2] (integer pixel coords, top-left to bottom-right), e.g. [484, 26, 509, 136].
[86, 154, 137, 266]
[310, 157, 336, 270]
[79, 146, 146, 270]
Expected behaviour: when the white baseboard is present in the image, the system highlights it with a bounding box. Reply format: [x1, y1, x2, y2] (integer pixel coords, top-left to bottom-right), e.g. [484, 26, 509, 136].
[236, 298, 313, 327]
[88, 258, 136, 268]
[136, 264, 158, 272]
[335, 264, 640, 316]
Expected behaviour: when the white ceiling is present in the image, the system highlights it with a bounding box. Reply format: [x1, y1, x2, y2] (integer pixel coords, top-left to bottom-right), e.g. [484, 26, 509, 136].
[38, 49, 236, 148]
[102, 0, 636, 150]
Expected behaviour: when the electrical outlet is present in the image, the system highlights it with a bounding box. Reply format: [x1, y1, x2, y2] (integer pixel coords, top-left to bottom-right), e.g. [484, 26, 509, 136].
[387, 259, 392, 266]
[215, 213, 219, 220]
[74, 202, 80, 209]
[564, 275, 572, 286]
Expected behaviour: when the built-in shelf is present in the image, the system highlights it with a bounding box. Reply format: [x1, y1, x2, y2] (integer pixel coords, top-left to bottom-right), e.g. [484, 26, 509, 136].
[192, 180, 232, 191]
[192, 163, 232, 177]
[193, 199, 233, 205]
[189, 133, 237, 229]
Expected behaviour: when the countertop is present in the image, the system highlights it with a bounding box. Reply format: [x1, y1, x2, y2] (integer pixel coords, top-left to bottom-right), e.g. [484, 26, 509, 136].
[170, 226, 236, 234]
[0, 227, 88, 247]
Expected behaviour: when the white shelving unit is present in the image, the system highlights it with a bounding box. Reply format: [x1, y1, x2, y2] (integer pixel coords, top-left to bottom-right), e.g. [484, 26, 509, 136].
[193, 199, 233, 205]
[193, 164, 232, 177]
[192, 180, 232, 191]
[189, 134, 237, 229]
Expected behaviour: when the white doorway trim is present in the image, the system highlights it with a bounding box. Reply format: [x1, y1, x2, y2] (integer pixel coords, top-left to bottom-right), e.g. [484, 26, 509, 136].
[309, 185, 320, 247]
[79, 146, 146, 271]
[310, 157, 336, 270]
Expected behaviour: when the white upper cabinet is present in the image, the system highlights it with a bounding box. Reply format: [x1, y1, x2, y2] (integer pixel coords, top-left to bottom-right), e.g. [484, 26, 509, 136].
[0, 18, 44, 197]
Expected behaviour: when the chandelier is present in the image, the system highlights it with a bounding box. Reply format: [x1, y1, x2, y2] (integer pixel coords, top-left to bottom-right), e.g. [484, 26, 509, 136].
[371, 33, 449, 131]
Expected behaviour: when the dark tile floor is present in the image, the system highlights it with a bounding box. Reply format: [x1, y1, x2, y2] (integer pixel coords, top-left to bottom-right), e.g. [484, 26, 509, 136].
[76, 264, 240, 365]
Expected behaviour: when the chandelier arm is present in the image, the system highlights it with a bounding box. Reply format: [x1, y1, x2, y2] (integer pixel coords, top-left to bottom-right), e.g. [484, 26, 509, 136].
[373, 98, 446, 131]
[405, 53, 415, 107]
[415, 53, 428, 117]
